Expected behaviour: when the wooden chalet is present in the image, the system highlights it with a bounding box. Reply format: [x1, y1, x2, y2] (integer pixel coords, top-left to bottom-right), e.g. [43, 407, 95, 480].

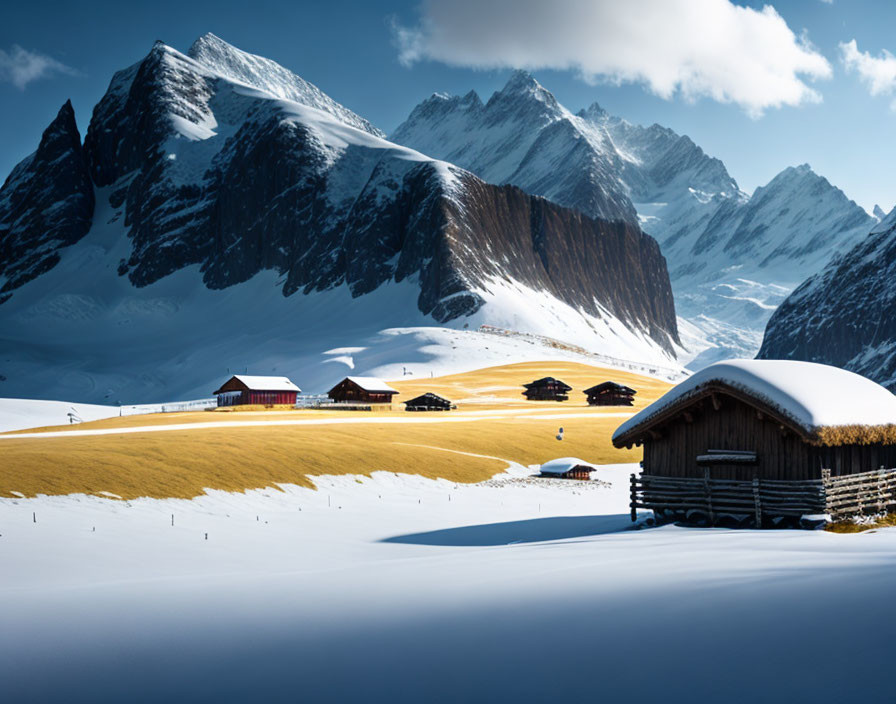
[328, 376, 398, 404]
[213, 375, 301, 407]
[585, 381, 636, 406]
[613, 360, 896, 527]
[522, 377, 571, 401]
[540, 457, 595, 480]
[404, 392, 455, 412]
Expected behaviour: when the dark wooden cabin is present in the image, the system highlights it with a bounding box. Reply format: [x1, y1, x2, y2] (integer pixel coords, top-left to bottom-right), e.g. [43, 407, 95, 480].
[539, 458, 595, 480]
[585, 381, 636, 406]
[328, 376, 398, 404]
[522, 377, 571, 401]
[213, 375, 300, 407]
[612, 360, 896, 526]
[404, 393, 455, 412]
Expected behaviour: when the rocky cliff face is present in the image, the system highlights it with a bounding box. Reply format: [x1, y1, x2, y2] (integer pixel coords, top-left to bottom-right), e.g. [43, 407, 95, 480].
[758, 210, 896, 389]
[0, 100, 94, 298]
[0, 34, 680, 365]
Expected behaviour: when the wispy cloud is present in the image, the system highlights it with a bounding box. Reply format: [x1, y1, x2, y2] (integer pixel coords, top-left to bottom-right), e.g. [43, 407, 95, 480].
[393, 0, 832, 117]
[840, 39, 896, 109]
[0, 45, 79, 90]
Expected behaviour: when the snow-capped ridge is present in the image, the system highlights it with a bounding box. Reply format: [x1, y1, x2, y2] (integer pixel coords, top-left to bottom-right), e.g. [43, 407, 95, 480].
[187, 32, 383, 136]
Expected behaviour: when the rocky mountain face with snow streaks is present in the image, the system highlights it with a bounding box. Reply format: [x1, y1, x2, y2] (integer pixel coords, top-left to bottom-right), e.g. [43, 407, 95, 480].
[758, 209, 896, 390]
[0, 100, 94, 299]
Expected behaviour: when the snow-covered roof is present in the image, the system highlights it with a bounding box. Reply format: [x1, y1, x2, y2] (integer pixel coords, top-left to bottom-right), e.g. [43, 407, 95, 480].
[345, 376, 398, 393]
[613, 359, 896, 447]
[225, 375, 301, 392]
[539, 457, 595, 475]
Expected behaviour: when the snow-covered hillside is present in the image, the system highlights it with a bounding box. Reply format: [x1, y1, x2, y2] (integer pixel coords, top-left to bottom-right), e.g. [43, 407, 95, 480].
[393, 75, 876, 368]
[2, 466, 895, 702]
[0, 35, 681, 403]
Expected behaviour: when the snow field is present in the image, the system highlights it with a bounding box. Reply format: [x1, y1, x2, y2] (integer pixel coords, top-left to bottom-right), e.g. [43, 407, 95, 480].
[2, 465, 895, 703]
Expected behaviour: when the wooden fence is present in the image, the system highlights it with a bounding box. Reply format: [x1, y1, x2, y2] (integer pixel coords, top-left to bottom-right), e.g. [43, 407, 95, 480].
[630, 467, 896, 526]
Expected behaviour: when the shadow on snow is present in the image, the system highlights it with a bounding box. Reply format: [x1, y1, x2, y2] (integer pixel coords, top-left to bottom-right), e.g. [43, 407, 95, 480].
[380, 514, 631, 546]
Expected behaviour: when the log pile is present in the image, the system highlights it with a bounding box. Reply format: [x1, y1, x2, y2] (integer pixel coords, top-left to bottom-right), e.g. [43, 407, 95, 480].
[630, 467, 896, 526]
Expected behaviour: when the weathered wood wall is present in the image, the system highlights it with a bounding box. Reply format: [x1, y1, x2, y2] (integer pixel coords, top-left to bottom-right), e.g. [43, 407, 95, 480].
[642, 394, 896, 481]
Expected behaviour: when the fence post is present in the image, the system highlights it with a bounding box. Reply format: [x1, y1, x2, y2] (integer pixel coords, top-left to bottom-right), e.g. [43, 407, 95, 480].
[821, 468, 832, 517]
[752, 475, 761, 528]
[629, 473, 637, 522]
[703, 468, 714, 525]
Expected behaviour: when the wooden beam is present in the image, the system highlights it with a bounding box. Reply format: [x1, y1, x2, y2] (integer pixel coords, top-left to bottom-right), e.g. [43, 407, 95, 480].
[710, 393, 721, 411]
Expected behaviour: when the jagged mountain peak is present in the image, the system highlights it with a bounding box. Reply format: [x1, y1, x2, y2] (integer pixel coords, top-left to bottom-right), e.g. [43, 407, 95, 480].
[44, 99, 79, 144]
[873, 204, 886, 220]
[486, 70, 561, 114]
[577, 102, 607, 121]
[0, 99, 94, 295]
[756, 164, 855, 207]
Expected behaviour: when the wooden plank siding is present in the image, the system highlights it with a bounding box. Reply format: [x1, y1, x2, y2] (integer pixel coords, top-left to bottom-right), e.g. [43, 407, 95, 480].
[642, 393, 896, 482]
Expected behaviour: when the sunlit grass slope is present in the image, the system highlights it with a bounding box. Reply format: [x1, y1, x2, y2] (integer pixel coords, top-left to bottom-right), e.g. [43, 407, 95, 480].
[1, 362, 670, 499]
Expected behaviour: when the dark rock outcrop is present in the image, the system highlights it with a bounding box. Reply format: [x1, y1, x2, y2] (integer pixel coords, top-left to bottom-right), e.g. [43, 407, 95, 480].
[757, 213, 896, 389]
[0, 100, 94, 295]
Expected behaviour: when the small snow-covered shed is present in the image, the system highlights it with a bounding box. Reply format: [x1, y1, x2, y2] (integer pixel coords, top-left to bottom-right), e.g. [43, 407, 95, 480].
[404, 393, 455, 412]
[584, 381, 636, 406]
[328, 376, 398, 404]
[213, 375, 301, 407]
[613, 360, 896, 525]
[523, 377, 571, 401]
[539, 457, 595, 480]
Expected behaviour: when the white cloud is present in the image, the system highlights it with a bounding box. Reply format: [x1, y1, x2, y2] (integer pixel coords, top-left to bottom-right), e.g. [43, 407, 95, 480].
[393, 0, 832, 117]
[0, 45, 78, 90]
[840, 39, 896, 109]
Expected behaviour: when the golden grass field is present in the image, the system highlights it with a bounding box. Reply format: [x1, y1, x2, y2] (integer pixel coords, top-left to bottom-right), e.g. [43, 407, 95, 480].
[0, 361, 670, 500]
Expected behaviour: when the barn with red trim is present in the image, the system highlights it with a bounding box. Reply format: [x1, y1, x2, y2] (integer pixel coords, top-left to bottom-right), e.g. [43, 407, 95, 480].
[213, 375, 301, 407]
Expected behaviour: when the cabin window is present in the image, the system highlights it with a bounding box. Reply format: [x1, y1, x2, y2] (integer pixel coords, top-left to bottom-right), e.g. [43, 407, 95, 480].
[696, 449, 758, 465]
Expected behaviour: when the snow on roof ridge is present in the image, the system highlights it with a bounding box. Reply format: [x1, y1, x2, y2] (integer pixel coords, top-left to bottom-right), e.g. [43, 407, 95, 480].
[230, 374, 301, 392]
[613, 359, 896, 445]
[345, 376, 398, 393]
[540, 457, 595, 474]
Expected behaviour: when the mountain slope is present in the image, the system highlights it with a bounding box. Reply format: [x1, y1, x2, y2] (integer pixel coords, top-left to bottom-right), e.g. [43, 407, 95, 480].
[757, 209, 896, 390]
[0, 35, 679, 403]
[0, 100, 94, 299]
[393, 76, 875, 368]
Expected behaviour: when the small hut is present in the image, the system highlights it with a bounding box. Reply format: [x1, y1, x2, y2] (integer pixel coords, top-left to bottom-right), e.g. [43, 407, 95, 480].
[523, 377, 571, 401]
[404, 393, 455, 412]
[213, 375, 301, 407]
[585, 381, 636, 406]
[328, 376, 398, 404]
[540, 457, 595, 480]
[612, 359, 896, 526]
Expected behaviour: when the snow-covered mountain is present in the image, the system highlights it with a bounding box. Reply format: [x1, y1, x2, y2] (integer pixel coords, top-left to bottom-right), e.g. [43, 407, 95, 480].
[392, 75, 876, 368]
[757, 207, 896, 390]
[391, 71, 637, 224]
[0, 35, 680, 403]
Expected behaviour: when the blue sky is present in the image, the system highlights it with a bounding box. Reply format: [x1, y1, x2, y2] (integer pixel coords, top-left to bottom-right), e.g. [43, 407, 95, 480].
[2, 0, 894, 212]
